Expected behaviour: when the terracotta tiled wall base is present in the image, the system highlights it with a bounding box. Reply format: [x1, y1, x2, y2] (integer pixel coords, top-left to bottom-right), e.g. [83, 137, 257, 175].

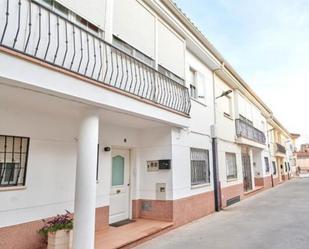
[95, 206, 109, 231]
[221, 183, 244, 208]
[133, 191, 215, 226]
[273, 176, 280, 186]
[132, 200, 173, 222]
[0, 220, 45, 249]
[173, 191, 215, 226]
[0, 206, 109, 249]
[254, 176, 273, 189]
[282, 174, 289, 181]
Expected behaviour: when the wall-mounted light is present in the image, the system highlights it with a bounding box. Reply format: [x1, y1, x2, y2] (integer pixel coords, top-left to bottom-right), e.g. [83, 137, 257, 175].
[104, 147, 111, 152]
[216, 89, 233, 99]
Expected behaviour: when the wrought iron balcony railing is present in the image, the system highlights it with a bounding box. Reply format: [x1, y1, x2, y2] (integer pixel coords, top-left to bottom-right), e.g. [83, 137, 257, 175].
[235, 119, 266, 144]
[276, 143, 286, 154]
[0, 0, 191, 115]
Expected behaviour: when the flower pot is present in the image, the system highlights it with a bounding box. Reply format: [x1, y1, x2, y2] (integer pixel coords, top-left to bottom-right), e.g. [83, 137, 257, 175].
[47, 229, 73, 249]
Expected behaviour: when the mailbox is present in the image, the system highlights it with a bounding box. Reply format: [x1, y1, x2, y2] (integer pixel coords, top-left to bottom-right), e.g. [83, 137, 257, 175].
[158, 160, 171, 170]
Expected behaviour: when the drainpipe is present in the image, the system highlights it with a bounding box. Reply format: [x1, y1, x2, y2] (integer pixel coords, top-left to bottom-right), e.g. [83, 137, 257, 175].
[267, 120, 275, 187]
[211, 63, 224, 212]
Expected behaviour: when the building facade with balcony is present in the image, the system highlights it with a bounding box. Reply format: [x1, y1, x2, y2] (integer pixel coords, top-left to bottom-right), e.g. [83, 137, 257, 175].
[0, 0, 295, 248]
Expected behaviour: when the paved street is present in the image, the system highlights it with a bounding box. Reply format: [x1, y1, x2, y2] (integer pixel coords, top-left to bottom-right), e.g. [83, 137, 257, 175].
[137, 178, 309, 249]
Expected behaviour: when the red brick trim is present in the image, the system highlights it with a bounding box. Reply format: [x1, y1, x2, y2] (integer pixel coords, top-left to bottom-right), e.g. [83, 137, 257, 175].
[254, 175, 272, 189]
[173, 191, 215, 226]
[273, 176, 280, 186]
[221, 183, 244, 208]
[132, 191, 215, 227]
[0, 206, 109, 249]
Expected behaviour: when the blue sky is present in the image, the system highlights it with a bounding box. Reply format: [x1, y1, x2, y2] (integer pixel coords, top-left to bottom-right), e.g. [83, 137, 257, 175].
[175, 0, 309, 143]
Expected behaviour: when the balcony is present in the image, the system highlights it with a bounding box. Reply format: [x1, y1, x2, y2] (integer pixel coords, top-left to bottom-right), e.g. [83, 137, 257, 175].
[235, 119, 266, 145]
[276, 143, 286, 154]
[0, 0, 191, 115]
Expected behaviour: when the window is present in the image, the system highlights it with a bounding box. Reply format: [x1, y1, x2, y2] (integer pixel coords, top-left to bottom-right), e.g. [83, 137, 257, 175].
[284, 162, 288, 172]
[222, 95, 232, 118]
[112, 155, 125, 186]
[0, 135, 30, 187]
[191, 148, 210, 185]
[113, 36, 155, 67]
[264, 157, 270, 173]
[226, 153, 237, 180]
[239, 114, 253, 126]
[41, 0, 104, 37]
[75, 14, 100, 34]
[272, 161, 277, 175]
[158, 65, 185, 85]
[41, 0, 69, 16]
[189, 68, 197, 98]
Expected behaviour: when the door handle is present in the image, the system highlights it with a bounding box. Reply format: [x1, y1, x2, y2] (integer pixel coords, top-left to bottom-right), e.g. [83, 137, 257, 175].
[116, 189, 121, 194]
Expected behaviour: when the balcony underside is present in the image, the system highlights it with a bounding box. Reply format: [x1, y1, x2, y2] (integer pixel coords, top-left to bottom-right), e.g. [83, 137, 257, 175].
[0, 50, 190, 128]
[235, 137, 266, 149]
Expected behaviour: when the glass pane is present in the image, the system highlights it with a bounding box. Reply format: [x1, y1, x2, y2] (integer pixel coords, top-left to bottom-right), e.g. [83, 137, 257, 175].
[4, 163, 15, 182]
[112, 155, 124, 186]
[0, 136, 5, 152]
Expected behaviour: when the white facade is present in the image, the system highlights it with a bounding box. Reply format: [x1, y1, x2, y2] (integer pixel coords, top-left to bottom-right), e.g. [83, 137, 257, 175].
[0, 0, 294, 248]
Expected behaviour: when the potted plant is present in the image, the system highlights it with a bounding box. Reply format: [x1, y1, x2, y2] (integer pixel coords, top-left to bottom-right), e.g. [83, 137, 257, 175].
[38, 210, 73, 249]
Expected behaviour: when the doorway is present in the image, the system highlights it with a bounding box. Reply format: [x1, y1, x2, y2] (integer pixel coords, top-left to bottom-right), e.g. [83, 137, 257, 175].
[242, 152, 253, 192]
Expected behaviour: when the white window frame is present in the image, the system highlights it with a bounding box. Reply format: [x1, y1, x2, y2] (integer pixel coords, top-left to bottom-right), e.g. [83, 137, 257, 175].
[264, 157, 270, 173]
[0, 135, 30, 188]
[189, 67, 197, 99]
[223, 95, 232, 118]
[226, 152, 237, 181]
[190, 148, 210, 186]
[113, 36, 155, 68]
[39, 0, 104, 38]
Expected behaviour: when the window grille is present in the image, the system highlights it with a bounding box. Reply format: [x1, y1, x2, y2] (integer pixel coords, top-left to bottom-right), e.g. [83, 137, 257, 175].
[226, 153, 237, 180]
[264, 157, 270, 173]
[272, 161, 277, 175]
[191, 148, 210, 185]
[0, 135, 30, 187]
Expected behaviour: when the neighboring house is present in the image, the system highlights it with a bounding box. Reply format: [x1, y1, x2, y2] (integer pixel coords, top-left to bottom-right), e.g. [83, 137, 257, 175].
[288, 133, 300, 177]
[296, 143, 309, 173]
[0, 0, 297, 249]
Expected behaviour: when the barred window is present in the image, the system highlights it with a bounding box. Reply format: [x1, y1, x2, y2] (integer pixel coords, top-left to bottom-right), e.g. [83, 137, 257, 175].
[0, 135, 30, 187]
[264, 157, 270, 173]
[284, 162, 288, 172]
[272, 161, 277, 175]
[191, 148, 210, 185]
[226, 153, 237, 180]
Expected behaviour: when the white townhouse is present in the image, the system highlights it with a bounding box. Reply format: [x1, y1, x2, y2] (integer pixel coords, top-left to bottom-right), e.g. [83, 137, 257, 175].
[0, 0, 294, 249]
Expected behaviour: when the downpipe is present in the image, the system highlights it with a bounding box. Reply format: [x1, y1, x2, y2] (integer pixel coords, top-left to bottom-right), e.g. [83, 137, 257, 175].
[211, 65, 223, 212]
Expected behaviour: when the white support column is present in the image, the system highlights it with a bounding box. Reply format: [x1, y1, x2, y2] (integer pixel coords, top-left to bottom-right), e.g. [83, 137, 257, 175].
[73, 111, 99, 249]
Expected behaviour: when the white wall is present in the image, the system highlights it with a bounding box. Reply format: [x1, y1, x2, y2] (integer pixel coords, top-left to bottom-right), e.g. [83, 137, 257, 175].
[171, 128, 213, 200]
[168, 48, 215, 200]
[138, 127, 173, 200]
[0, 103, 78, 227]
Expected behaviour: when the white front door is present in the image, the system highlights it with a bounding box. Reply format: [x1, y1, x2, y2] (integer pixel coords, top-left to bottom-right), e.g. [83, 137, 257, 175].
[109, 149, 130, 223]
